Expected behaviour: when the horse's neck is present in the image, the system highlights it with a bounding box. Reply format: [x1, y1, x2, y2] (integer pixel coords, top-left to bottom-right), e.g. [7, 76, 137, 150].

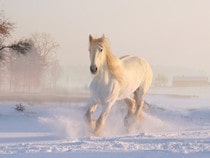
[96, 62, 110, 80]
[100, 52, 123, 84]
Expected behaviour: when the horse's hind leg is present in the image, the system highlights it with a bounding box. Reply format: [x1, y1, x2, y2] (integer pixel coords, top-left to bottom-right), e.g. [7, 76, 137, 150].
[134, 87, 145, 118]
[124, 97, 136, 128]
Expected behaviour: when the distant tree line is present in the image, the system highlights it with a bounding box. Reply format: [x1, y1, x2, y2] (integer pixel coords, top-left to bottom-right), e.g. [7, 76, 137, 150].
[154, 73, 168, 87]
[0, 12, 61, 92]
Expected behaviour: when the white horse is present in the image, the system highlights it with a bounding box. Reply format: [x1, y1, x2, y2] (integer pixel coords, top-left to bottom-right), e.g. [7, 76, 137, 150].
[86, 35, 153, 136]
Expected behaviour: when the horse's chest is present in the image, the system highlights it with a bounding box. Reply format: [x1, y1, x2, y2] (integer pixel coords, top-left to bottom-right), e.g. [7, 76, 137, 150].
[90, 78, 114, 102]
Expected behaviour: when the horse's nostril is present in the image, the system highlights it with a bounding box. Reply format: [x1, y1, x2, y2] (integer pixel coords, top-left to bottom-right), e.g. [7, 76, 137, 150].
[90, 65, 97, 74]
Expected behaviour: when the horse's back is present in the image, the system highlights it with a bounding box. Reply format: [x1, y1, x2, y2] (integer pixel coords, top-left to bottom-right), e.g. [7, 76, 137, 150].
[120, 55, 153, 94]
[120, 55, 151, 73]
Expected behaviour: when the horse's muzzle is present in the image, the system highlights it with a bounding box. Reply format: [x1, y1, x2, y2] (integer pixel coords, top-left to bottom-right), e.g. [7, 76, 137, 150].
[90, 65, 97, 74]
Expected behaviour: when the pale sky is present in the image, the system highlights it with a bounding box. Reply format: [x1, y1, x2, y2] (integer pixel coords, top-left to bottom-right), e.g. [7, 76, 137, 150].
[1, 0, 210, 75]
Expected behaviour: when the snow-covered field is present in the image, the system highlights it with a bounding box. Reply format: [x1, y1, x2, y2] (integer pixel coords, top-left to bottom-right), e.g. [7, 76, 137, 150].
[0, 87, 210, 157]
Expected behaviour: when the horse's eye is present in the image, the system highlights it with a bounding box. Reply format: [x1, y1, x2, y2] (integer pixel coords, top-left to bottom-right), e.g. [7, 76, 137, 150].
[99, 48, 103, 52]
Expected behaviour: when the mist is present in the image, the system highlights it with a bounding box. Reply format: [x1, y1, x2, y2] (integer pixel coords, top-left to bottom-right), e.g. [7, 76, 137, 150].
[1, 0, 210, 79]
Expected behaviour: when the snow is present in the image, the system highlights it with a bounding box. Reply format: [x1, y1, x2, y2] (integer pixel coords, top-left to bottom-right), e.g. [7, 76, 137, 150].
[0, 87, 210, 157]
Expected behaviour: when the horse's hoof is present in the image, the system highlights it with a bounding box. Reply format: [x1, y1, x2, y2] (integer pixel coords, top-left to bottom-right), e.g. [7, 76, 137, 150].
[91, 120, 96, 130]
[85, 119, 96, 134]
[94, 128, 102, 137]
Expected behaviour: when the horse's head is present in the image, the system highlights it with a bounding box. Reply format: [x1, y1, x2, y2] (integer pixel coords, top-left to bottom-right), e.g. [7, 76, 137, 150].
[88, 34, 106, 75]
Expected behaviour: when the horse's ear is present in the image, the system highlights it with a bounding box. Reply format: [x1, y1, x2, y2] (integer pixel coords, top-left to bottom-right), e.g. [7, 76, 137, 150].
[98, 34, 105, 43]
[89, 35, 93, 42]
[102, 34, 105, 41]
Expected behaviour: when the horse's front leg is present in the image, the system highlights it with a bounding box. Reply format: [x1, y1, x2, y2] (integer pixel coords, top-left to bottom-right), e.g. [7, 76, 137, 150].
[85, 100, 98, 132]
[94, 102, 114, 136]
[94, 81, 119, 136]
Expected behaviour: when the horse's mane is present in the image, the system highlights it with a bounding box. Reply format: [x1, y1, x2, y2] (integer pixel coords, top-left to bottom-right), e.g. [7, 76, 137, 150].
[102, 38, 124, 85]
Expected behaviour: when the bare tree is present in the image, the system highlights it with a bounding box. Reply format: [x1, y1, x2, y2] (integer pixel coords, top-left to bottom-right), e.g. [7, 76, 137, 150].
[48, 60, 62, 89]
[0, 13, 60, 92]
[31, 33, 59, 65]
[30, 33, 61, 91]
[7, 40, 44, 92]
[0, 13, 14, 41]
[6, 34, 60, 92]
[0, 58, 7, 90]
[0, 39, 32, 56]
[0, 13, 31, 60]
